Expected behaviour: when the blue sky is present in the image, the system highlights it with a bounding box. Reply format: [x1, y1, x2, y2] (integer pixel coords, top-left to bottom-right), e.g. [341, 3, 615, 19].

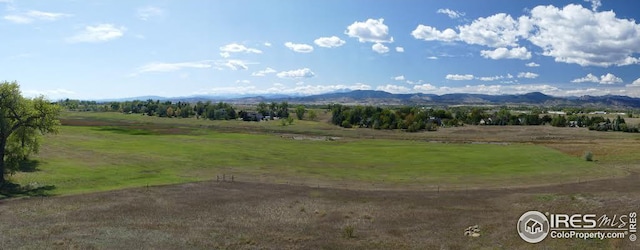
[1, 0, 640, 100]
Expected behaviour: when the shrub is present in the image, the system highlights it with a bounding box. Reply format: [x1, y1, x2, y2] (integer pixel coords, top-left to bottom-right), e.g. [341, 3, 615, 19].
[341, 120, 352, 128]
[583, 151, 593, 161]
[308, 110, 317, 121]
[342, 225, 355, 238]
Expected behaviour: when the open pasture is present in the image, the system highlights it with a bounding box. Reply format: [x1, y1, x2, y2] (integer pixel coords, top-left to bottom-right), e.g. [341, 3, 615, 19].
[7, 111, 634, 196]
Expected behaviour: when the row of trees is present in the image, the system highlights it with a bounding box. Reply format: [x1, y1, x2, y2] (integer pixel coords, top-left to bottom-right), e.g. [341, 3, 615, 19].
[329, 105, 556, 132]
[118, 100, 238, 120]
[586, 115, 638, 132]
[59, 99, 243, 120]
[256, 102, 290, 118]
[330, 104, 444, 132]
[328, 104, 640, 133]
[548, 114, 638, 132]
[57, 99, 303, 122]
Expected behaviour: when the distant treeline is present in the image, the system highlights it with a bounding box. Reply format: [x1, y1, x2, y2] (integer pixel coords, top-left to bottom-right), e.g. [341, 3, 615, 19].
[56, 99, 638, 133]
[329, 104, 548, 132]
[57, 99, 290, 120]
[329, 104, 638, 133]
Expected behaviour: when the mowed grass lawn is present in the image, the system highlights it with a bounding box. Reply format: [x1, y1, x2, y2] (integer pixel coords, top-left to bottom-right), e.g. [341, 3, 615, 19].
[9, 113, 615, 195]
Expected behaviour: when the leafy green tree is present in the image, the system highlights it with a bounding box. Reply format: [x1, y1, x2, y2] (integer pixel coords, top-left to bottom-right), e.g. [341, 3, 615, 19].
[295, 105, 306, 120]
[257, 102, 269, 116]
[166, 106, 174, 117]
[308, 110, 317, 121]
[278, 101, 290, 118]
[469, 108, 484, 125]
[550, 115, 567, 127]
[0, 81, 60, 185]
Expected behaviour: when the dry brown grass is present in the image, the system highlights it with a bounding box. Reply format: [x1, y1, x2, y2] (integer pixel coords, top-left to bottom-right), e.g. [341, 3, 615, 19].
[1, 174, 639, 249]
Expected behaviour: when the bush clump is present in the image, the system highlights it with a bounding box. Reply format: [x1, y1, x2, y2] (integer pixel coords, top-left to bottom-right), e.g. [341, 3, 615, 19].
[342, 225, 355, 238]
[583, 151, 594, 161]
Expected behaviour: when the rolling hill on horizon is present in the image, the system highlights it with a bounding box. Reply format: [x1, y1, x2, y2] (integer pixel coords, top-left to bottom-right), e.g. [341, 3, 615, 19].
[90, 90, 640, 109]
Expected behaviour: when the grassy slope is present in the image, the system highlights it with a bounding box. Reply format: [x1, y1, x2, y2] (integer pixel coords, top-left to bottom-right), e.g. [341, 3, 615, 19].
[9, 112, 614, 195]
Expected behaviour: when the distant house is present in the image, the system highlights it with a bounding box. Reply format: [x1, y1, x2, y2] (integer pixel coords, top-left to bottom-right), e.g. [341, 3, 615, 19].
[241, 112, 263, 122]
[548, 111, 566, 115]
[428, 116, 443, 126]
[479, 118, 493, 125]
[589, 111, 607, 115]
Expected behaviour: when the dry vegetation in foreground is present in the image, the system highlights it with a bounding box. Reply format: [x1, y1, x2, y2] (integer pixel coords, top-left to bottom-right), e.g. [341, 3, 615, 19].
[1, 173, 639, 249]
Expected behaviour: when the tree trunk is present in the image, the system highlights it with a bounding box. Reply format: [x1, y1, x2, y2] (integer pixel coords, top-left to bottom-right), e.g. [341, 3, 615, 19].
[0, 150, 5, 186]
[0, 138, 6, 186]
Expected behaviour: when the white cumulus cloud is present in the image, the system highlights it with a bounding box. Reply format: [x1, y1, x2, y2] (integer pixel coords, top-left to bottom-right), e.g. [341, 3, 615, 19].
[445, 74, 474, 80]
[135, 61, 212, 74]
[457, 13, 522, 48]
[372, 43, 389, 54]
[395, 47, 404, 52]
[477, 75, 504, 81]
[517, 72, 539, 79]
[285, 42, 314, 53]
[600, 73, 623, 84]
[4, 10, 71, 24]
[251, 67, 277, 77]
[314, 36, 346, 48]
[527, 4, 640, 67]
[393, 75, 405, 81]
[277, 68, 315, 79]
[413, 84, 437, 92]
[345, 18, 393, 43]
[411, 25, 458, 42]
[437, 8, 465, 19]
[219, 43, 262, 55]
[571, 73, 623, 84]
[585, 0, 601, 11]
[215, 59, 250, 71]
[480, 47, 531, 60]
[525, 62, 540, 67]
[571, 73, 600, 83]
[626, 78, 640, 87]
[412, 4, 640, 67]
[376, 84, 411, 94]
[67, 24, 126, 43]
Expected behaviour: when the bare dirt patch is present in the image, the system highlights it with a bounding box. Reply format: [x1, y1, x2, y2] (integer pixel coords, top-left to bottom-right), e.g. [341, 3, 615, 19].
[1, 173, 638, 249]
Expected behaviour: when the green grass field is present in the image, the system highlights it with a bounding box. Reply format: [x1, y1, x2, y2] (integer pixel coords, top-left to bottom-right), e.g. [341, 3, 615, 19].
[7, 112, 617, 195]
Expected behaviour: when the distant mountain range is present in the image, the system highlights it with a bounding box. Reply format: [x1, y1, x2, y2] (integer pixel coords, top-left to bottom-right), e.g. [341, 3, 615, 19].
[98, 90, 640, 109]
